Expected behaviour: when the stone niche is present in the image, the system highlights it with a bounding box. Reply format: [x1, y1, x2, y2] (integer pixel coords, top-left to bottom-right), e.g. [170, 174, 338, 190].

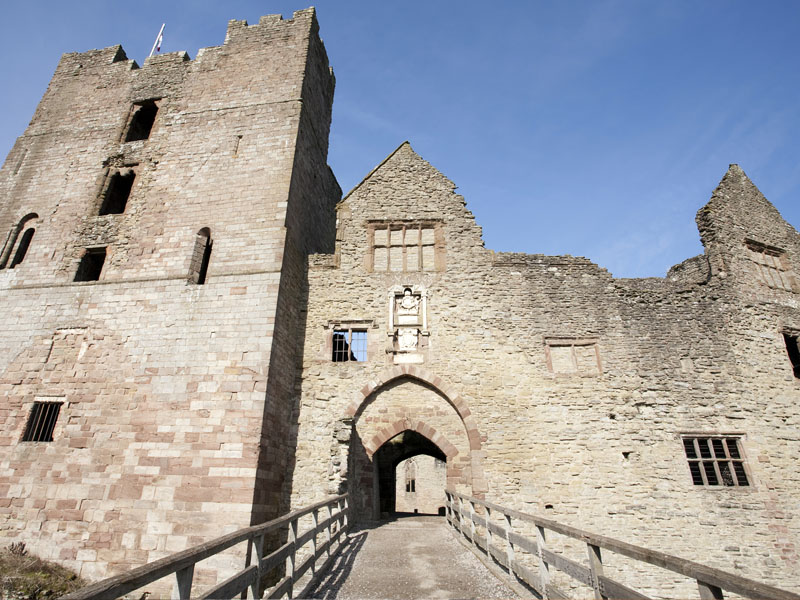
[387, 284, 429, 364]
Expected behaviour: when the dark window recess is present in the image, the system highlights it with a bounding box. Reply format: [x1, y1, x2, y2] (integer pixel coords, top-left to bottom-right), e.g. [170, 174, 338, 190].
[198, 231, 212, 284]
[405, 480, 416, 493]
[99, 171, 135, 215]
[74, 247, 106, 282]
[125, 100, 159, 142]
[22, 401, 62, 442]
[784, 334, 800, 379]
[332, 329, 367, 362]
[9, 228, 34, 268]
[683, 437, 749, 487]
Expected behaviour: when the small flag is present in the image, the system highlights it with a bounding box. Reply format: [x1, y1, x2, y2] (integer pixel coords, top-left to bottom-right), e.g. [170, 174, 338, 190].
[149, 24, 165, 58]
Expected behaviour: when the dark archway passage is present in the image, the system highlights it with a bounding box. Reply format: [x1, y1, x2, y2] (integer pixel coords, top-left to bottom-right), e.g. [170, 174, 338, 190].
[373, 430, 446, 516]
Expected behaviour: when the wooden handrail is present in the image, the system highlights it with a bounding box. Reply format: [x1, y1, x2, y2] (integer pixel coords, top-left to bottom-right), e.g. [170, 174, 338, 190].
[446, 489, 800, 600]
[62, 494, 349, 600]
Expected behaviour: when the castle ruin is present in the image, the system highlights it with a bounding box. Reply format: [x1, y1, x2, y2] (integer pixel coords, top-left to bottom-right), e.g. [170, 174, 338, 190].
[0, 8, 798, 593]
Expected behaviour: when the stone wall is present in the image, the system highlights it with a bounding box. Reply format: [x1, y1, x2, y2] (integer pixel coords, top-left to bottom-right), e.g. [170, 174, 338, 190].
[290, 143, 800, 593]
[0, 9, 338, 585]
[395, 456, 447, 515]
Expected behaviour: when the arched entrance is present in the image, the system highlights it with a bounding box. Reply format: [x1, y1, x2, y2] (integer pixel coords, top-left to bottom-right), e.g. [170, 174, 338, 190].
[340, 367, 486, 521]
[374, 430, 446, 516]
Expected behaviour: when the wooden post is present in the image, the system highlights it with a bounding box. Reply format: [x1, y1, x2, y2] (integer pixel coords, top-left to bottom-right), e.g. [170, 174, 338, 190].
[172, 564, 194, 600]
[486, 505, 493, 556]
[248, 534, 264, 600]
[326, 502, 333, 558]
[586, 543, 607, 600]
[311, 508, 319, 574]
[536, 525, 550, 600]
[469, 499, 477, 546]
[504, 512, 515, 576]
[697, 580, 725, 599]
[287, 517, 298, 598]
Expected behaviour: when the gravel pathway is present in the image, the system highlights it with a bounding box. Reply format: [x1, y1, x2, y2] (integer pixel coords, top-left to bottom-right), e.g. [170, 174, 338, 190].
[307, 515, 518, 599]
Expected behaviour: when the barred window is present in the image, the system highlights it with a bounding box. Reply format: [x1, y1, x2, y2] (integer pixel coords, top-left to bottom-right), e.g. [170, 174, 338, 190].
[370, 222, 441, 272]
[22, 401, 62, 442]
[745, 241, 794, 291]
[682, 436, 749, 487]
[332, 329, 367, 362]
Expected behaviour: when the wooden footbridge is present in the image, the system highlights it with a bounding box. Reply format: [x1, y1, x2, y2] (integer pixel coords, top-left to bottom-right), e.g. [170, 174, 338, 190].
[62, 491, 800, 600]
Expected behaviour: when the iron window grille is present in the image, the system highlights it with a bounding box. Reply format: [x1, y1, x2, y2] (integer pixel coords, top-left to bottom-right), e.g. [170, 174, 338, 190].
[22, 401, 62, 442]
[332, 329, 367, 362]
[682, 436, 749, 487]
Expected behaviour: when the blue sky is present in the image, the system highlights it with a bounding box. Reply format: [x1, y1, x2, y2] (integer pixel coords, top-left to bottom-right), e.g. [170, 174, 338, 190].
[1, 1, 798, 277]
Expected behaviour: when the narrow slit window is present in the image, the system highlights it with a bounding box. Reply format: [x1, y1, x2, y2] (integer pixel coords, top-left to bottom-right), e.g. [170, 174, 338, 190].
[189, 228, 213, 284]
[9, 227, 35, 268]
[784, 333, 800, 379]
[74, 247, 106, 282]
[0, 213, 38, 269]
[22, 401, 62, 442]
[682, 436, 749, 487]
[124, 99, 160, 142]
[99, 170, 136, 215]
[332, 328, 367, 362]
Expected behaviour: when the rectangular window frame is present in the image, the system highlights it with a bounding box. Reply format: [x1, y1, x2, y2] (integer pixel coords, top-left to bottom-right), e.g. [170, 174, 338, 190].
[22, 400, 64, 443]
[98, 165, 139, 216]
[368, 220, 444, 273]
[544, 337, 602, 375]
[745, 240, 795, 292]
[328, 320, 374, 363]
[681, 435, 751, 488]
[74, 246, 107, 282]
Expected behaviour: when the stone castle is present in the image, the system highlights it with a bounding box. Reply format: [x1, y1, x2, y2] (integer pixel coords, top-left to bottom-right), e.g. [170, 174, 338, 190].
[1, 7, 799, 592]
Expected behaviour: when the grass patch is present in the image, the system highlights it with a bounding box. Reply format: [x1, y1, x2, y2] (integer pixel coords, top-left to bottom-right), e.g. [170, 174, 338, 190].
[0, 543, 85, 599]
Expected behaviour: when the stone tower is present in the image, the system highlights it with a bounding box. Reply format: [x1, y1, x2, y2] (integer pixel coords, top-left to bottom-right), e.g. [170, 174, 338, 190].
[0, 9, 338, 581]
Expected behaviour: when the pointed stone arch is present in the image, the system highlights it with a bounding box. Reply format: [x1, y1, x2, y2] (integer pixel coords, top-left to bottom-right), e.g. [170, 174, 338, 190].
[340, 366, 487, 520]
[344, 365, 484, 453]
[364, 418, 460, 459]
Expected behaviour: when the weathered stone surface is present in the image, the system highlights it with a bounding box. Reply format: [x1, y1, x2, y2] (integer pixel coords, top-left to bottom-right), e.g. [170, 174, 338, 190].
[0, 9, 338, 585]
[291, 144, 800, 594]
[0, 8, 798, 596]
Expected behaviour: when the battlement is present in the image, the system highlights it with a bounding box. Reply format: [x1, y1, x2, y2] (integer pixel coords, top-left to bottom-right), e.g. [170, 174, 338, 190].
[224, 7, 318, 45]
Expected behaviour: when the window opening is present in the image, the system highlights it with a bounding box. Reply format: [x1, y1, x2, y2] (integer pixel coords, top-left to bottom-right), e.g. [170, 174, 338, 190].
[0, 213, 38, 269]
[371, 222, 440, 272]
[124, 99, 160, 142]
[784, 333, 800, 379]
[9, 227, 34, 268]
[545, 337, 601, 375]
[22, 401, 62, 442]
[745, 241, 794, 291]
[99, 170, 136, 215]
[75, 247, 106, 282]
[332, 329, 367, 362]
[189, 228, 213, 284]
[682, 436, 749, 487]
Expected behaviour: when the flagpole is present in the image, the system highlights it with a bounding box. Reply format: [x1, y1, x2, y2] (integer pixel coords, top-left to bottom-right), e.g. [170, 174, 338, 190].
[149, 24, 165, 57]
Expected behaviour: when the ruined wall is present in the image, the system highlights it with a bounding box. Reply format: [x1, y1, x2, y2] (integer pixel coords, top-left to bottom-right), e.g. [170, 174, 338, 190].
[291, 143, 800, 593]
[395, 456, 447, 515]
[0, 9, 338, 584]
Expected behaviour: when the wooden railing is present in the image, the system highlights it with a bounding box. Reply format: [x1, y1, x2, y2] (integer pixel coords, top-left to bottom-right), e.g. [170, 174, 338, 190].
[62, 495, 349, 600]
[446, 490, 800, 600]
